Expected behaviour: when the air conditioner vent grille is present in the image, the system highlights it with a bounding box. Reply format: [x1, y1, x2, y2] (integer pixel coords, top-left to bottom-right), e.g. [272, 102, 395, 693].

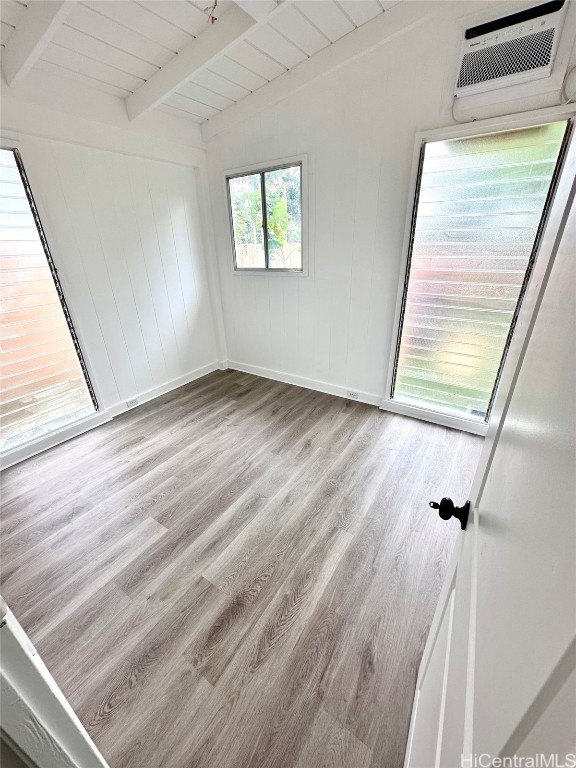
[456, 28, 555, 89]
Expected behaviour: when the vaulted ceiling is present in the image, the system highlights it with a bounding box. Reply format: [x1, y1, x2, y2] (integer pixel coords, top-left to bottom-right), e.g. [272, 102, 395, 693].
[0, 0, 400, 126]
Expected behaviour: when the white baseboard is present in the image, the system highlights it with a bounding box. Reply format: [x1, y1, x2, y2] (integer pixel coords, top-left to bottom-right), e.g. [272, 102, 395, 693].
[227, 361, 487, 435]
[1, 361, 484, 471]
[226, 360, 381, 407]
[107, 361, 222, 417]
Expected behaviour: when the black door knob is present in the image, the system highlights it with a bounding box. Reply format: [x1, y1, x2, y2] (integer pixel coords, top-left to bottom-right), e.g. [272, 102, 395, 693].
[429, 497, 470, 530]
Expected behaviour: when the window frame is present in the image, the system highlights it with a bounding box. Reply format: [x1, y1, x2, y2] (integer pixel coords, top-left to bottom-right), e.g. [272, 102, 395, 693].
[2, 145, 99, 410]
[382, 106, 576, 437]
[225, 154, 308, 276]
[0, 142, 105, 466]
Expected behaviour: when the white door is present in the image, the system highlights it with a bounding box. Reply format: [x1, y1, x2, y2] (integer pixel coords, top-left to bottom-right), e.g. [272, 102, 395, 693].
[404, 122, 576, 768]
[0, 598, 110, 768]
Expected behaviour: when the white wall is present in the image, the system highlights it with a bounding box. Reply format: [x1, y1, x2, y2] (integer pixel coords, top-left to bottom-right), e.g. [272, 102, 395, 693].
[1, 93, 222, 414]
[204, 1, 576, 403]
[9, 134, 219, 412]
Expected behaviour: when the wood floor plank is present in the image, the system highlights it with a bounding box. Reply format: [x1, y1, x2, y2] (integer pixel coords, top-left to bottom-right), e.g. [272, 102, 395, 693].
[202, 405, 381, 594]
[0, 370, 483, 768]
[187, 520, 352, 687]
[107, 664, 213, 768]
[0, 370, 245, 501]
[0, 372, 272, 537]
[0, 473, 184, 585]
[245, 602, 345, 768]
[22, 517, 167, 642]
[36, 580, 134, 686]
[294, 708, 372, 768]
[77, 578, 219, 742]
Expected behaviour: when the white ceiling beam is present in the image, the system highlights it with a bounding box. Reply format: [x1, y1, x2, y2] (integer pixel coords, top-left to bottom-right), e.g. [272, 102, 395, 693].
[2, 0, 74, 87]
[201, 1, 443, 141]
[126, 1, 294, 121]
[126, 4, 257, 121]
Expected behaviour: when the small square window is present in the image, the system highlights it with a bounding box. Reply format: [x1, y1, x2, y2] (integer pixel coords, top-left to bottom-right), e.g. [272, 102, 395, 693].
[227, 162, 303, 273]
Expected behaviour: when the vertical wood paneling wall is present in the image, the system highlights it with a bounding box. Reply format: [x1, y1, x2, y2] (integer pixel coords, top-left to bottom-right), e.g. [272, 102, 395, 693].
[204, 14, 486, 402]
[9, 135, 219, 412]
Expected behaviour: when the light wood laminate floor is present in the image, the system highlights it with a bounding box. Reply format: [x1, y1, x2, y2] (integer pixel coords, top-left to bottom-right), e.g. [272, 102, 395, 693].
[0, 371, 482, 768]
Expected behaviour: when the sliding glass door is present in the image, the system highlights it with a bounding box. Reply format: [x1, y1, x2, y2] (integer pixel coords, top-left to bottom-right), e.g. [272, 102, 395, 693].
[0, 148, 97, 454]
[391, 119, 569, 424]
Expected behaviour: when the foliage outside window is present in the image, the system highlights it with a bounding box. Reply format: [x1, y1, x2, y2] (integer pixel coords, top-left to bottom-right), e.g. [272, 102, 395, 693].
[227, 163, 303, 271]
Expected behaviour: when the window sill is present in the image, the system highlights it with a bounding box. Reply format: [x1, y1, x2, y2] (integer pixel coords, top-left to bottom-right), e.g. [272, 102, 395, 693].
[380, 398, 488, 436]
[0, 411, 112, 470]
[233, 268, 308, 277]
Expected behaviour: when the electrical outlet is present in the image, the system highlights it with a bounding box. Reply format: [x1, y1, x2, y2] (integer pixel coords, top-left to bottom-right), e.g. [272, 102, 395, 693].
[126, 398, 139, 409]
[347, 391, 359, 400]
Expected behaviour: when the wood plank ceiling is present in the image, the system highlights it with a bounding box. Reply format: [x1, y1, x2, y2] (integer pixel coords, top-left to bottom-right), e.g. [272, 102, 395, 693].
[0, 0, 399, 124]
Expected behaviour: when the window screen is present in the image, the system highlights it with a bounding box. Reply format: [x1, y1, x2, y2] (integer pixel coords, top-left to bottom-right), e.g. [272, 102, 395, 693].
[227, 163, 302, 271]
[392, 120, 568, 421]
[1, 148, 96, 453]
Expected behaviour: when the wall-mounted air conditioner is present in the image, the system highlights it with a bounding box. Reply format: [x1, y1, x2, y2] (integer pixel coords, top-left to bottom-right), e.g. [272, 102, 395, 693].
[455, 0, 568, 97]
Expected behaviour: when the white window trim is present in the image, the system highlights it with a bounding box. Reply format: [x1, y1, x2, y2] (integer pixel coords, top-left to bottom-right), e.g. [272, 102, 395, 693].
[224, 153, 308, 277]
[382, 104, 576, 437]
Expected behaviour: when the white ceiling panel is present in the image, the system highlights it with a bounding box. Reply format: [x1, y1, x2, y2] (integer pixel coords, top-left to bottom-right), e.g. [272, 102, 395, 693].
[209, 55, 267, 92]
[227, 39, 287, 81]
[232, 0, 277, 23]
[190, 0, 235, 15]
[337, 0, 382, 27]
[193, 67, 251, 101]
[0, 19, 14, 45]
[34, 58, 132, 98]
[296, 1, 354, 43]
[0, 0, 26, 28]
[178, 79, 235, 110]
[164, 92, 219, 119]
[54, 24, 158, 81]
[41, 42, 145, 92]
[85, 1, 193, 52]
[67, 4, 173, 67]
[138, 1, 211, 37]
[270, 5, 330, 57]
[248, 24, 307, 69]
[156, 103, 204, 123]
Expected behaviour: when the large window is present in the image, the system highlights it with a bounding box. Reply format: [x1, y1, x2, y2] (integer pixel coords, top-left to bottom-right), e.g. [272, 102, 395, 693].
[227, 162, 303, 272]
[0, 148, 97, 453]
[391, 120, 569, 423]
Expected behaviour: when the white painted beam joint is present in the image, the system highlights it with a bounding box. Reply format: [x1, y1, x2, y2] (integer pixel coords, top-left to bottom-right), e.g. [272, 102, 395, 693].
[126, 4, 256, 121]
